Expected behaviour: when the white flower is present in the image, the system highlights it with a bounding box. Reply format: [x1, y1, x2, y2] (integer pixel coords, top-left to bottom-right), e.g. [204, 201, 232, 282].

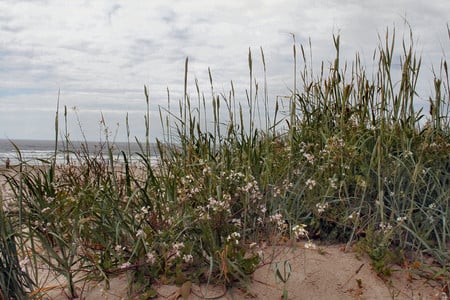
[269, 213, 285, 229]
[115, 245, 125, 253]
[316, 202, 328, 214]
[273, 187, 281, 197]
[146, 252, 156, 264]
[202, 166, 211, 175]
[303, 153, 315, 164]
[305, 179, 316, 190]
[396, 216, 407, 222]
[379, 222, 392, 232]
[119, 262, 132, 269]
[183, 254, 193, 264]
[292, 224, 308, 238]
[328, 177, 338, 189]
[226, 232, 241, 245]
[348, 212, 360, 220]
[172, 242, 184, 257]
[141, 206, 150, 214]
[304, 241, 316, 249]
[45, 196, 55, 203]
[136, 229, 146, 238]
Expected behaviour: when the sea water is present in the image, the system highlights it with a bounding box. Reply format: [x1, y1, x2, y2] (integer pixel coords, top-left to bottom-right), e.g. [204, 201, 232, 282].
[0, 139, 159, 166]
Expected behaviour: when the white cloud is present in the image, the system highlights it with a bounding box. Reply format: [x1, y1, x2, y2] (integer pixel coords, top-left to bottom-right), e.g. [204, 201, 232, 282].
[0, 0, 448, 141]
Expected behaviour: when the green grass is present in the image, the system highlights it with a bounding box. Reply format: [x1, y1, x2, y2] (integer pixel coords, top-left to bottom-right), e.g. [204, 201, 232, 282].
[2, 27, 449, 298]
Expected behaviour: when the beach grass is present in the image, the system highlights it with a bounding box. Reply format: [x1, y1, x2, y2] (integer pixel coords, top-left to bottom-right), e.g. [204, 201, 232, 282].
[1, 27, 449, 299]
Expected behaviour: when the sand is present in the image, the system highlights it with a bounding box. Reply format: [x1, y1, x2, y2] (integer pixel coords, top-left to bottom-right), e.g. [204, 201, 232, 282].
[36, 243, 446, 299]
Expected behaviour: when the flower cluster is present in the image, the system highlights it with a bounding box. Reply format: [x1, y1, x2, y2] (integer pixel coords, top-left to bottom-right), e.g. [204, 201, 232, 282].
[135, 206, 151, 222]
[316, 202, 328, 214]
[178, 175, 202, 203]
[292, 224, 316, 249]
[328, 176, 338, 189]
[226, 232, 241, 245]
[396, 216, 407, 222]
[305, 178, 316, 190]
[269, 213, 285, 230]
[239, 175, 263, 203]
[146, 252, 156, 264]
[303, 153, 316, 165]
[292, 224, 308, 238]
[171, 242, 185, 258]
[379, 222, 393, 233]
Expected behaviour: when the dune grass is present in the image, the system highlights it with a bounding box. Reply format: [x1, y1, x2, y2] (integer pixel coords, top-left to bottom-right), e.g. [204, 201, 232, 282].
[1, 28, 449, 299]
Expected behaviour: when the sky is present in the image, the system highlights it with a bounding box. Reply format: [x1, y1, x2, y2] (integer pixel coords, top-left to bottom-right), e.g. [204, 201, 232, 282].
[0, 0, 449, 142]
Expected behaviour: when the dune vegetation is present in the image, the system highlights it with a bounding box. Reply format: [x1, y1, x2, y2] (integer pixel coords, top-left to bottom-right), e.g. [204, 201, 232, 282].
[1, 28, 449, 299]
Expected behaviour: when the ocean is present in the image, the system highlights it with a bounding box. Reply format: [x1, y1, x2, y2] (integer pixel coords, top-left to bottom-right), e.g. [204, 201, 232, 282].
[0, 139, 158, 166]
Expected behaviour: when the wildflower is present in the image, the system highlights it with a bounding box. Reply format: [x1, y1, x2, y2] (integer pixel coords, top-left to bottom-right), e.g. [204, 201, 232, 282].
[115, 245, 125, 253]
[429, 203, 436, 209]
[273, 186, 281, 197]
[141, 206, 150, 214]
[199, 210, 210, 220]
[202, 165, 211, 175]
[282, 179, 293, 190]
[328, 176, 338, 189]
[183, 254, 193, 264]
[304, 241, 316, 249]
[172, 242, 184, 257]
[303, 153, 315, 164]
[379, 222, 392, 233]
[146, 252, 156, 264]
[257, 250, 264, 260]
[269, 213, 285, 229]
[207, 197, 230, 213]
[305, 178, 316, 190]
[136, 229, 146, 239]
[316, 202, 328, 214]
[258, 204, 267, 214]
[403, 150, 413, 158]
[292, 224, 308, 238]
[226, 232, 241, 245]
[45, 196, 55, 203]
[348, 211, 360, 220]
[135, 212, 144, 222]
[119, 262, 132, 269]
[396, 216, 407, 222]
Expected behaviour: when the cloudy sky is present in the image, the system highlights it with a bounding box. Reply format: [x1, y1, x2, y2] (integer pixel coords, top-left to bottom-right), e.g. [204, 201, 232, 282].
[0, 0, 448, 142]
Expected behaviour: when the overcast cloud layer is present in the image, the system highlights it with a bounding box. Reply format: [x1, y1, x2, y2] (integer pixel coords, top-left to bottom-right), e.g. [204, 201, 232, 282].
[0, 0, 449, 141]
